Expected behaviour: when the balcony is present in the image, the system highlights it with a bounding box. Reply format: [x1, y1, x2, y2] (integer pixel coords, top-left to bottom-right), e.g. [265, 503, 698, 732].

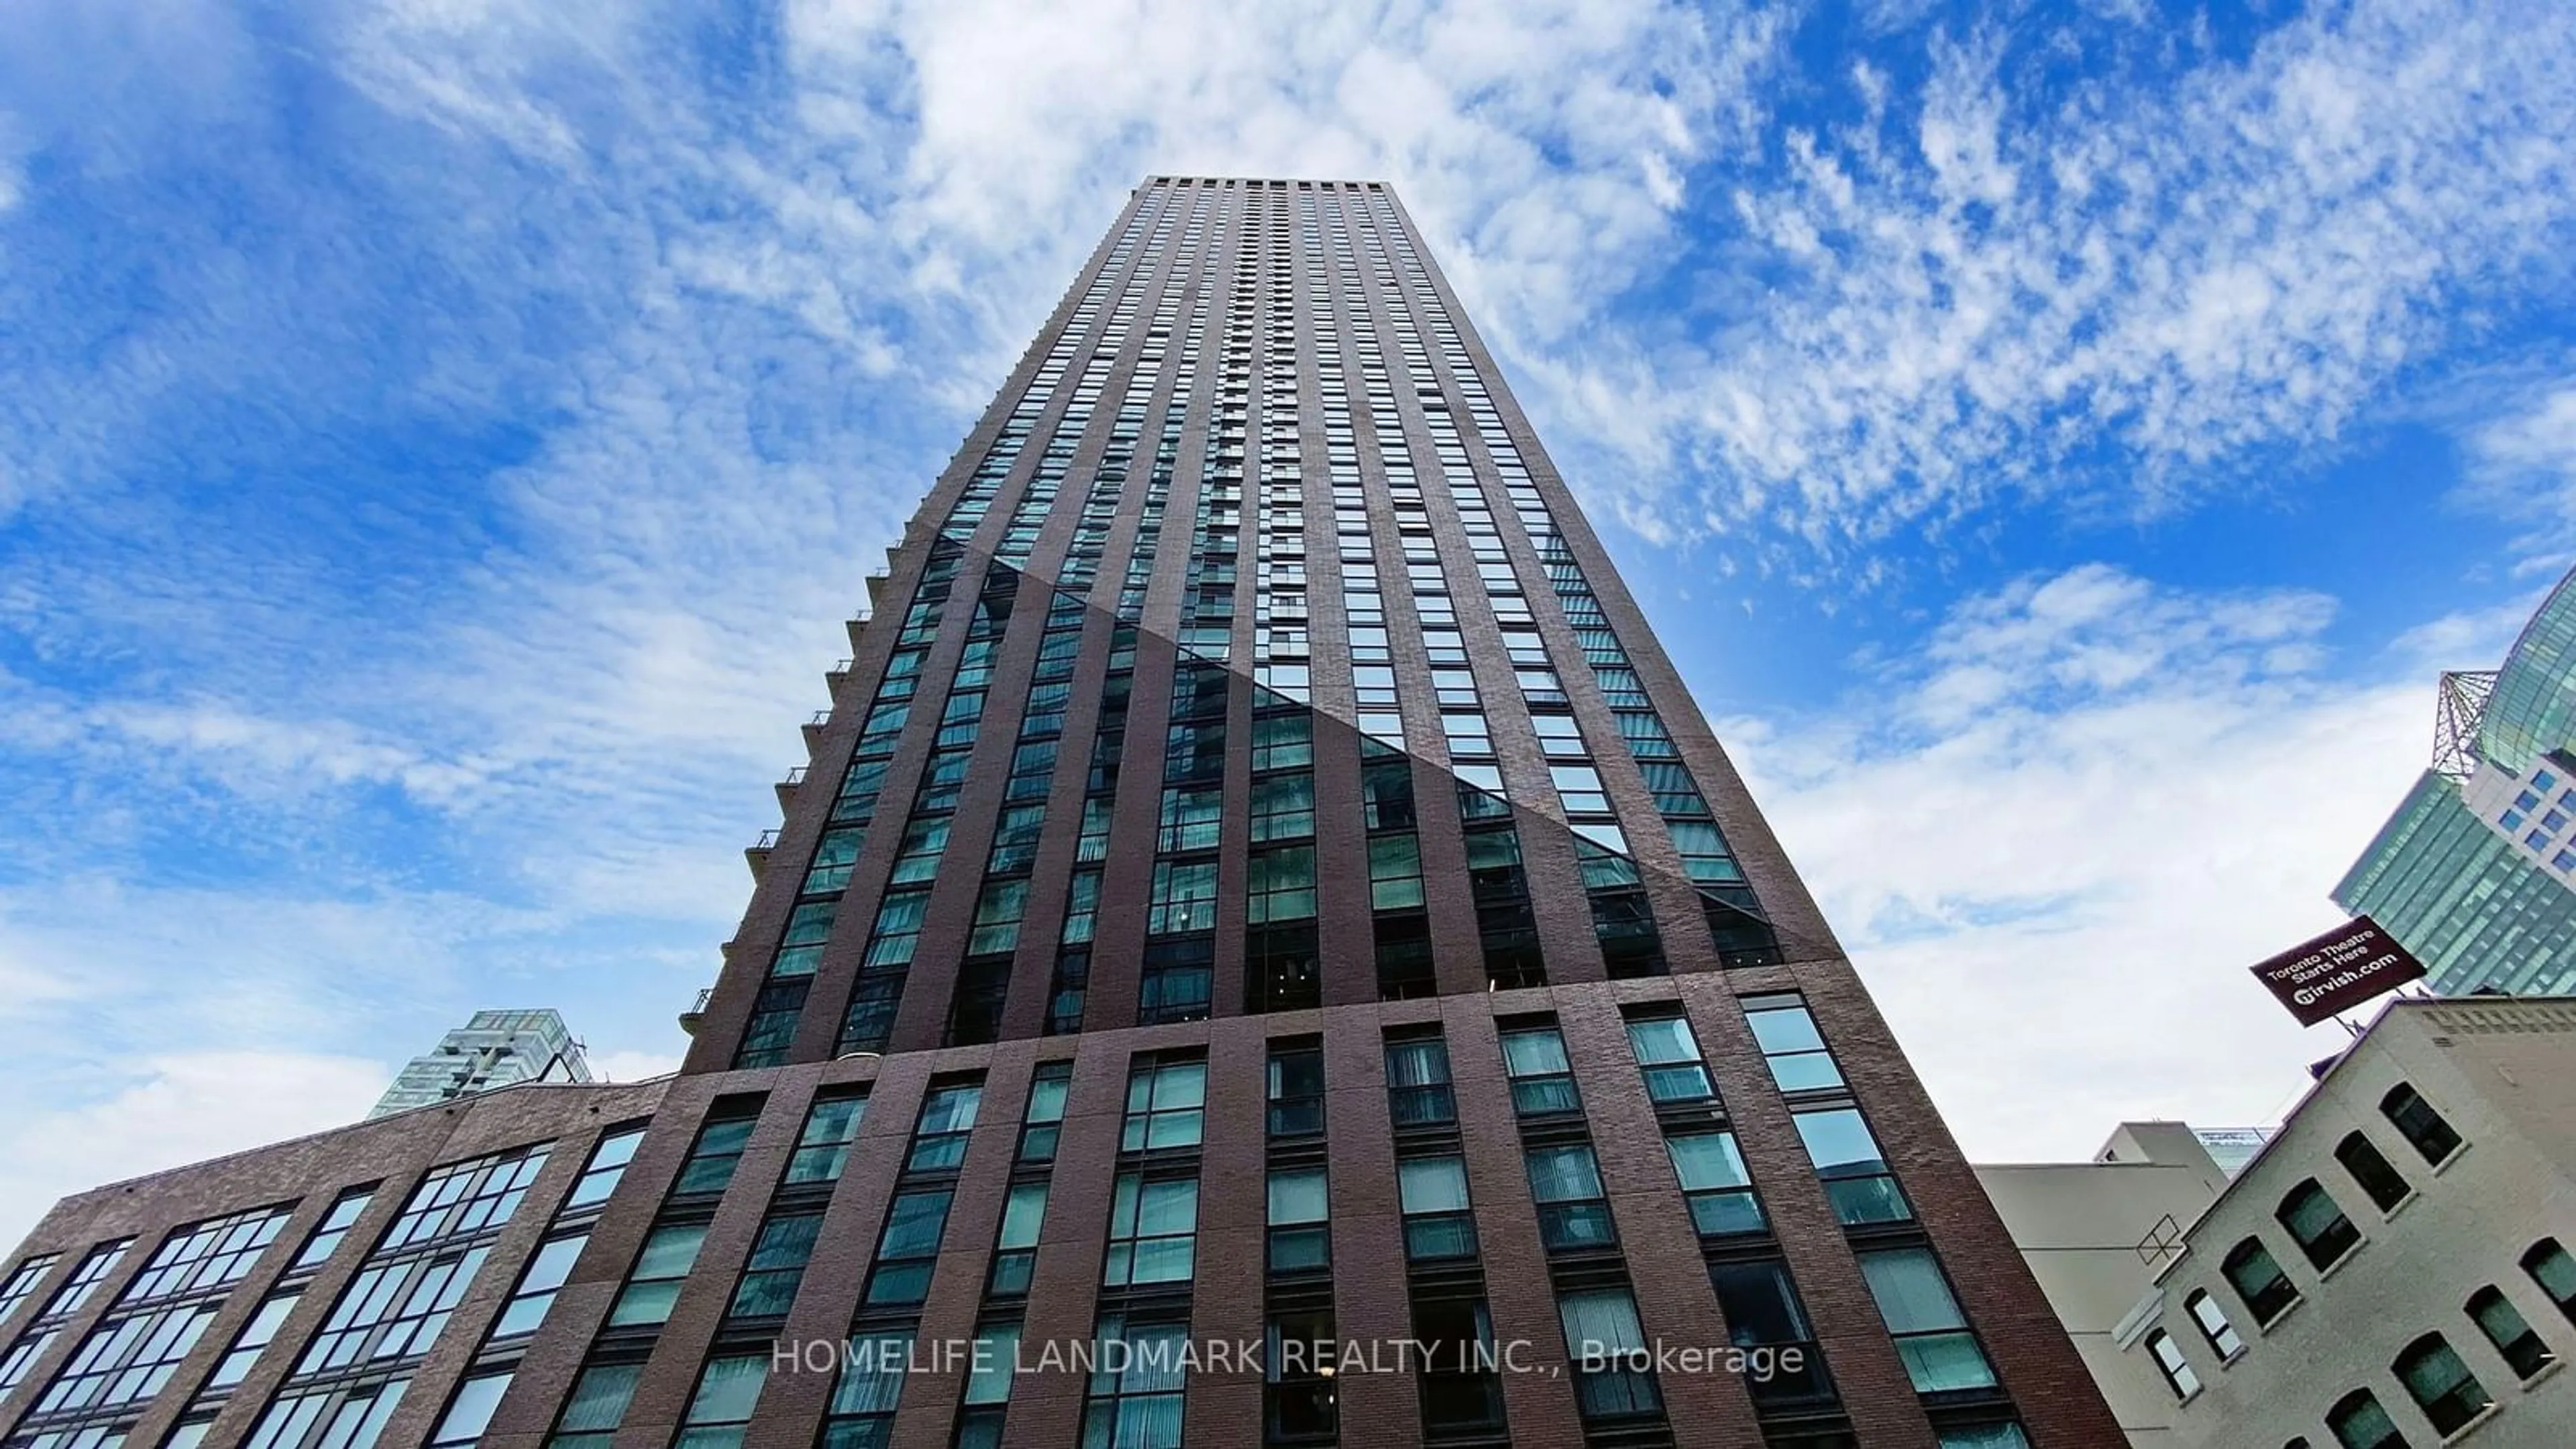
[678, 987, 715, 1037]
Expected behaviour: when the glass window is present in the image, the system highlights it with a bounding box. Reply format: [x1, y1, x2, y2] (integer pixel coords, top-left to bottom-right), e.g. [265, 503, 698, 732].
[1265, 1307, 1337, 1442]
[1080, 1316, 1187, 1449]
[1525, 1144, 1616, 1251]
[1267, 1169, 1330, 1274]
[1399, 1157, 1477, 1261]
[1549, 763, 1607, 814]
[2379, 1083, 2463, 1164]
[2394, 1332, 2491, 1435]
[1936, 1430, 2033, 1449]
[2467, 1285, 2555, 1379]
[1252, 714, 1312, 771]
[910, 1083, 983, 1173]
[2523, 1237, 2576, 1321]
[1793, 1108, 1913, 1225]
[1158, 786, 1224, 852]
[118, 1206, 293, 1305]
[2332, 1132, 2411, 1213]
[1499, 1025, 1578, 1115]
[988, 1181, 1049, 1298]
[382, 1146, 548, 1250]
[1122, 1059, 1208, 1151]
[1147, 859, 1220, 935]
[1362, 757, 1418, 831]
[2222, 1238, 2300, 1326]
[1666, 1132, 1765, 1236]
[1268, 1044, 1324, 1137]
[964, 1321, 1021, 1409]
[787, 1093, 867, 1185]
[1138, 937, 1214, 1025]
[431, 1371, 513, 1448]
[1385, 1036, 1454, 1126]
[210, 1289, 301, 1387]
[1020, 1063, 1073, 1163]
[727, 1212, 822, 1318]
[1248, 846, 1318, 923]
[1739, 994, 1845, 1091]
[492, 1233, 587, 1338]
[608, 1223, 705, 1327]
[2184, 1289, 2242, 1359]
[0, 1254, 58, 1325]
[1532, 713, 1587, 758]
[566, 1126, 646, 1209]
[1412, 1297, 1505, 1435]
[2325, 1388, 2402, 1449]
[1250, 773, 1316, 841]
[2276, 1179, 2359, 1269]
[674, 1111, 761, 1196]
[1858, 1249, 1996, 1393]
[676, 1353, 767, 1449]
[820, 1329, 913, 1448]
[863, 1189, 955, 1307]
[2146, 1330, 2200, 1399]
[548, 1360, 642, 1449]
[967, 878, 1030, 955]
[804, 824, 864, 894]
[247, 1377, 410, 1449]
[1103, 1175, 1199, 1287]
[1368, 834, 1426, 910]
[1559, 1288, 1659, 1421]
[1454, 763, 1510, 820]
[1624, 1014, 1714, 1103]
[1709, 1261, 1831, 1407]
[296, 1246, 487, 1373]
[36, 1301, 225, 1414]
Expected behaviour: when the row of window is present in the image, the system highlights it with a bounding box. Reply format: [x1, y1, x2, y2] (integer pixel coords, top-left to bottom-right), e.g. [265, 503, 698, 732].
[2213, 1084, 2467, 1336]
[0, 1120, 652, 1449]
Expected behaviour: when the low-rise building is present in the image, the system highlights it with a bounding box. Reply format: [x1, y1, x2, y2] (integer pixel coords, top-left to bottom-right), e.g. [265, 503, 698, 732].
[2110, 996, 2576, 1448]
[1977, 1124, 2241, 1444]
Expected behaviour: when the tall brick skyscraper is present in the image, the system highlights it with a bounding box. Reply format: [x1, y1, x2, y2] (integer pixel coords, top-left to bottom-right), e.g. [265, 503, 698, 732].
[1, 179, 2120, 1449]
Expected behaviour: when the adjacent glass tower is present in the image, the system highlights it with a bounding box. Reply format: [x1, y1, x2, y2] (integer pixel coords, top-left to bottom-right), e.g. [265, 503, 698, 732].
[370, 1010, 592, 1120]
[0, 178, 2123, 1449]
[2338, 564, 2576, 996]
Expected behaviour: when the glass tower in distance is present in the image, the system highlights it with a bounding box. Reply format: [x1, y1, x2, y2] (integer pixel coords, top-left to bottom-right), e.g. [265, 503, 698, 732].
[0, 178, 2123, 1449]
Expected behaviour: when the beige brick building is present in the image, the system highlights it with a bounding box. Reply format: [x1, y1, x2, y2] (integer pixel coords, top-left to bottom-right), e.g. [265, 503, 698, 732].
[2107, 997, 2576, 1448]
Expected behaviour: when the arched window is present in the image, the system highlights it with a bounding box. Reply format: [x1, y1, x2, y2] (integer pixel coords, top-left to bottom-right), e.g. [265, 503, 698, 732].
[2276, 1179, 2359, 1269]
[2392, 1332, 2490, 1435]
[2185, 1289, 2243, 1358]
[2331, 1132, 2410, 1212]
[2465, 1285, 2555, 1379]
[2324, 1388, 2404, 1449]
[2523, 1238, 2576, 1322]
[2146, 1330, 2200, 1399]
[2378, 1083, 2461, 1164]
[2223, 1237, 2300, 1326]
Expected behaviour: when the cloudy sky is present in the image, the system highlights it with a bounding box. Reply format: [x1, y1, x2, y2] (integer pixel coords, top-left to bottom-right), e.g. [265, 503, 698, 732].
[3, 0, 2573, 1242]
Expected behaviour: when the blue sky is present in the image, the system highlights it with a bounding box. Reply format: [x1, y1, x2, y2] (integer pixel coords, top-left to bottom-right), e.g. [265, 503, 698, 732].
[4, 0, 2574, 1240]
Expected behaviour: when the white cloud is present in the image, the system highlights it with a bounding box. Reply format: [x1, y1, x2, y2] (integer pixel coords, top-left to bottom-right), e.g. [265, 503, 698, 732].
[1729, 566, 2520, 1157]
[2461, 378, 2576, 554]
[0, 1051, 386, 1249]
[1560, 0, 2576, 549]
